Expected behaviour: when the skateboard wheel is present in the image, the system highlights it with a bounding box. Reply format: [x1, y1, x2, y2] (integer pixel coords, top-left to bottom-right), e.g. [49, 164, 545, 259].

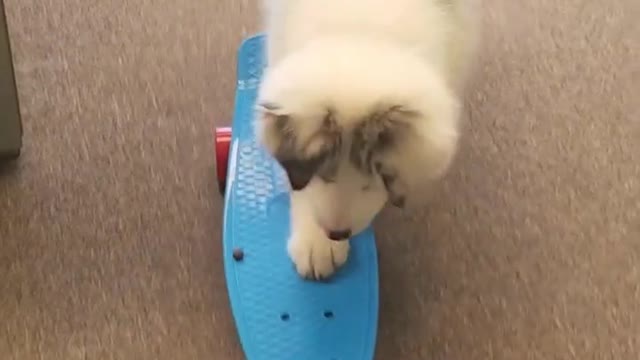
[214, 126, 232, 195]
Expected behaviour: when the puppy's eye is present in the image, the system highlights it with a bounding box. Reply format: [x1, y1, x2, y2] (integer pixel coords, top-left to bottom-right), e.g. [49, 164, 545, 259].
[280, 159, 318, 191]
[390, 195, 406, 208]
[287, 168, 314, 191]
[318, 174, 336, 183]
[381, 173, 395, 189]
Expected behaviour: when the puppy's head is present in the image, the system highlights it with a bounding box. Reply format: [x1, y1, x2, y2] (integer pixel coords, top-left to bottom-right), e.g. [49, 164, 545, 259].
[258, 102, 412, 239]
[257, 103, 342, 191]
[256, 38, 461, 239]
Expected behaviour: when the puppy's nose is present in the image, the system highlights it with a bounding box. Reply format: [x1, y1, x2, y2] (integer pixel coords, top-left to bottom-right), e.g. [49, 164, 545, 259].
[327, 229, 352, 241]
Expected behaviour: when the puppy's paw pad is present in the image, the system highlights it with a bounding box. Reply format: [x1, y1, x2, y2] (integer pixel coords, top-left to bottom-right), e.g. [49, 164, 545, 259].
[288, 235, 350, 280]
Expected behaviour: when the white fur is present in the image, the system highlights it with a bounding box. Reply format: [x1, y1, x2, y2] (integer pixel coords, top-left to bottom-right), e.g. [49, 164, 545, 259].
[257, 0, 479, 279]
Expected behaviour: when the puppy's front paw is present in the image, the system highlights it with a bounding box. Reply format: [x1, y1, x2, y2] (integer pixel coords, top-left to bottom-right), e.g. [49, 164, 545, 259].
[287, 232, 350, 280]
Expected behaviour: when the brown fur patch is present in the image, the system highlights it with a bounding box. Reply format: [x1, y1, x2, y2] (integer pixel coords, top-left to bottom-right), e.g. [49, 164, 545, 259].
[260, 104, 343, 190]
[349, 105, 417, 174]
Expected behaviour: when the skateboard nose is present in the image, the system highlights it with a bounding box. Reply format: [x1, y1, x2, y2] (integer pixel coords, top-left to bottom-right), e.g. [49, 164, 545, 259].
[327, 229, 352, 241]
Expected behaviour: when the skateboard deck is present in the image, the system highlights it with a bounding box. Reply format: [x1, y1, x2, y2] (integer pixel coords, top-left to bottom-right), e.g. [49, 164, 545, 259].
[219, 34, 379, 360]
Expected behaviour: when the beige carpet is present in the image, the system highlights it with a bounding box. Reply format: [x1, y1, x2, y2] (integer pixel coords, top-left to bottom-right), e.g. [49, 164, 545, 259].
[0, 0, 638, 359]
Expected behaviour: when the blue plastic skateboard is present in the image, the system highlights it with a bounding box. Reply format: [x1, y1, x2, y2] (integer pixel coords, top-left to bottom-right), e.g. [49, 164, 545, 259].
[214, 34, 379, 360]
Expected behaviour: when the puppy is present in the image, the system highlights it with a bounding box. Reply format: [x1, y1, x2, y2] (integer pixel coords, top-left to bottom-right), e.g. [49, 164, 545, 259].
[256, 0, 479, 279]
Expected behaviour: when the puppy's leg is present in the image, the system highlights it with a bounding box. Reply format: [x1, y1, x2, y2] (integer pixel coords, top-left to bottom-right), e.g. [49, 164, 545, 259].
[287, 191, 350, 280]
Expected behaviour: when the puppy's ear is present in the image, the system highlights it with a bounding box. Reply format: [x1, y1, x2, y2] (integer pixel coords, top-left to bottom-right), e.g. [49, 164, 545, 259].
[374, 99, 460, 209]
[256, 102, 291, 152]
[350, 105, 419, 174]
[257, 102, 308, 189]
[256, 104, 342, 190]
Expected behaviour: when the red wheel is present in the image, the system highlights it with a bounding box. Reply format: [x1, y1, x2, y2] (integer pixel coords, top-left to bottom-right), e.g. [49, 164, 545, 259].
[214, 127, 232, 195]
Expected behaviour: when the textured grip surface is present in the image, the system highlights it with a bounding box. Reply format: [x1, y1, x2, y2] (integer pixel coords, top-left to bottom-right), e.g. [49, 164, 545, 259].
[222, 34, 379, 360]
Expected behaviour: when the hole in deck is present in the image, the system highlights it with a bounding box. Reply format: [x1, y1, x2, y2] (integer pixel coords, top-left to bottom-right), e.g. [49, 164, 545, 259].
[280, 313, 290, 321]
[323, 310, 334, 319]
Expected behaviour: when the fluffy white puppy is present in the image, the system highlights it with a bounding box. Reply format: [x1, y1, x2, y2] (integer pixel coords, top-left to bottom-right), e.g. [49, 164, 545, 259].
[256, 0, 479, 279]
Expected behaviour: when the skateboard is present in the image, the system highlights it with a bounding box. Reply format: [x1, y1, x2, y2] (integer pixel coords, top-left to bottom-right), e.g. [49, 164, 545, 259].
[214, 34, 379, 360]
